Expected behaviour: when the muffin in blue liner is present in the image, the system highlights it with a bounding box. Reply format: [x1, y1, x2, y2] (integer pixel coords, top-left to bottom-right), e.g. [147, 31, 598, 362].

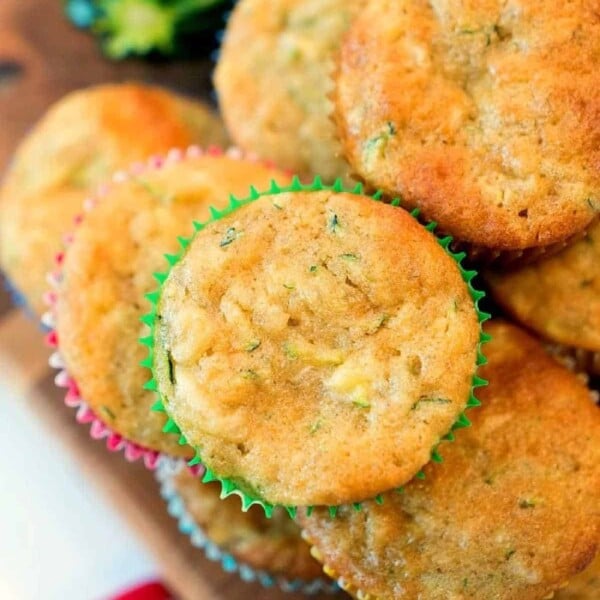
[156, 459, 338, 595]
[3, 274, 29, 311]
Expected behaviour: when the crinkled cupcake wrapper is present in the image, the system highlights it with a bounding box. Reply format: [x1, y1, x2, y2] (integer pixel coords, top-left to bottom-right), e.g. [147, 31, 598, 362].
[450, 221, 595, 268]
[142, 176, 490, 517]
[544, 343, 600, 402]
[300, 531, 371, 600]
[43, 145, 265, 469]
[156, 459, 339, 595]
[302, 531, 595, 600]
[328, 61, 597, 270]
[345, 178, 596, 269]
[44, 332, 161, 469]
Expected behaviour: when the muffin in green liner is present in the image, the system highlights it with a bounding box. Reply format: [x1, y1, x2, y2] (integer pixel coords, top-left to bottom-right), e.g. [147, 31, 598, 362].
[299, 321, 600, 600]
[142, 177, 489, 515]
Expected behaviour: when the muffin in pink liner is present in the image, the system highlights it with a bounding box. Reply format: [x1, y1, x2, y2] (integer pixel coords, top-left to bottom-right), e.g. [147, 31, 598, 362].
[43, 145, 291, 468]
[0, 83, 229, 317]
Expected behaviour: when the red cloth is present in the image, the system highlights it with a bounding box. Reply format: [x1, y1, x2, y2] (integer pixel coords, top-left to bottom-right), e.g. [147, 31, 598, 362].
[110, 580, 173, 600]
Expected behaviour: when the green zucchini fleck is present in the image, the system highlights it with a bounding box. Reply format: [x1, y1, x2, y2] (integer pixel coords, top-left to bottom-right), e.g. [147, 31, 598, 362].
[411, 396, 451, 411]
[309, 420, 322, 434]
[283, 342, 299, 360]
[245, 340, 261, 353]
[329, 213, 341, 234]
[519, 498, 536, 509]
[167, 351, 176, 385]
[100, 405, 116, 420]
[353, 398, 371, 409]
[220, 227, 240, 247]
[241, 369, 260, 380]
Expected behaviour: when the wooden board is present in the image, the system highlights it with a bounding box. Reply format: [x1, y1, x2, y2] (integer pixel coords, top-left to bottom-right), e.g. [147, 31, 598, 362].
[0, 2, 337, 598]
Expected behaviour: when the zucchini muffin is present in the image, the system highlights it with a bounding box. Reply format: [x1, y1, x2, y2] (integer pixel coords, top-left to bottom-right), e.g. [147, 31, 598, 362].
[0, 83, 228, 315]
[486, 222, 600, 374]
[55, 152, 288, 457]
[152, 187, 482, 506]
[556, 552, 600, 600]
[334, 0, 600, 254]
[215, 0, 361, 182]
[299, 321, 600, 600]
[170, 466, 325, 582]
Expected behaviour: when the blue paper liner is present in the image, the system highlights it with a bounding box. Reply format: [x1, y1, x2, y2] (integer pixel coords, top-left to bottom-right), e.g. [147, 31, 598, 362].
[1, 273, 48, 328]
[156, 459, 339, 595]
[2, 274, 27, 308]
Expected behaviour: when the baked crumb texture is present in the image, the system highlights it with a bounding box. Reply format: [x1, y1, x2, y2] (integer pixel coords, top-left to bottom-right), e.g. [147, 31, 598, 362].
[171, 466, 324, 581]
[215, 0, 362, 183]
[56, 152, 288, 457]
[143, 177, 489, 515]
[299, 321, 600, 600]
[487, 221, 600, 363]
[334, 0, 600, 252]
[0, 83, 228, 315]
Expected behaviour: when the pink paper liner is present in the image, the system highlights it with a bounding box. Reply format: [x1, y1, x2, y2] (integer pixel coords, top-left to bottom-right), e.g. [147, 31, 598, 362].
[42, 145, 281, 470]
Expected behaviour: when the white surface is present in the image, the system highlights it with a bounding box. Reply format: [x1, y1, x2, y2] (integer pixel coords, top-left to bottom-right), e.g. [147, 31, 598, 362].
[0, 382, 157, 600]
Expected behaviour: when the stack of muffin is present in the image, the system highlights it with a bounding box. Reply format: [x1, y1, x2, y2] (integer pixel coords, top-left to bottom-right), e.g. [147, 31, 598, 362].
[1, 1, 599, 598]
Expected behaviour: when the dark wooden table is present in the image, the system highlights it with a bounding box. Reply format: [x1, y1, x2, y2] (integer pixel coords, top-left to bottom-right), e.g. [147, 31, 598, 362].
[0, 2, 338, 598]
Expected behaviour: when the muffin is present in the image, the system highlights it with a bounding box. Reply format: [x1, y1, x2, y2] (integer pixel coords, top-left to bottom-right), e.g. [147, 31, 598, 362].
[556, 552, 600, 600]
[163, 464, 327, 585]
[147, 181, 486, 509]
[334, 0, 600, 255]
[299, 321, 600, 600]
[486, 222, 600, 375]
[53, 149, 289, 459]
[215, 0, 361, 183]
[0, 83, 228, 315]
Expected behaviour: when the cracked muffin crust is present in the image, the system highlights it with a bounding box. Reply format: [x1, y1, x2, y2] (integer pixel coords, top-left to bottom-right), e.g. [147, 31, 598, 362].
[153, 189, 480, 506]
[334, 0, 600, 253]
[0, 83, 228, 315]
[56, 154, 288, 457]
[215, 0, 362, 182]
[299, 321, 600, 600]
[171, 467, 324, 580]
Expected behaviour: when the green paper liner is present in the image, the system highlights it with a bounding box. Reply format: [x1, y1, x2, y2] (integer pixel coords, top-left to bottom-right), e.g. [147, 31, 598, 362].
[140, 176, 491, 517]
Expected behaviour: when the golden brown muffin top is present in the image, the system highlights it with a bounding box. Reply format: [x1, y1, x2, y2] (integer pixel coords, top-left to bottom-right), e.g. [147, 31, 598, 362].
[556, 552, 600, 600]
[0, 83, 228, 315]
[154, 189, 480, 506]
[172, 467, 324, 580]
[487, 221, 600, 352]
[215, 0, 362, 182]
[56, 153, 289, 456]
[335, 0, 600, 251]
[1, 83, 227, 198]
[300, 321, 600, 600]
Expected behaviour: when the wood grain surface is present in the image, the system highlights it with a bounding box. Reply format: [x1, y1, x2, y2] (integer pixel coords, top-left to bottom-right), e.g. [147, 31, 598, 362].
[0, 2, 339, 598]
